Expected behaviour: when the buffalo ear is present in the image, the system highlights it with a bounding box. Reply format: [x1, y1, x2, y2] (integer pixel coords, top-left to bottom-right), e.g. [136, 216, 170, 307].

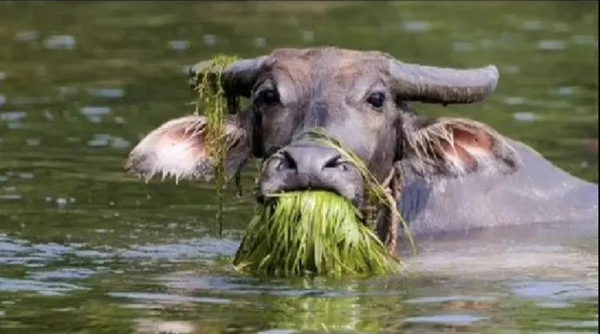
[125, 114, 252, 183]
[400, 117, 520, 179]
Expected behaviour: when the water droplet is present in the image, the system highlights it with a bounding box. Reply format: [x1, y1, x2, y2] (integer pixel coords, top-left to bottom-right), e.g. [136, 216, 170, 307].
[87, 134, 110, 147]
[55, 198, 68, 208]
[288, 16, 299, 27]
[58, 86, 78, 96]
[44, 110, 54, 121]
[552, 22, 570, 32]
[168, 40, 189, 51]
[203, 34, 217, 47]
[401, 21, 431, 33]
[15, 30, 39, 43]
[26, 138, 40, 146]
[0, 194, 22, 201]
[19, 173, 34, 180]
[503, 97, 526, 106]
[501, 65, 520, 75]
[583, 14, 595, 24]
[111, 137, 130, 149]
[87, 115, 103, 124]
[550, 100, 571, 109]
[572, 35, 597, 47]
[402, 314, 487, 326]
[253, 37, 267, 48]
[537, 40, 565, 51]
[181, 65, 192, 75]
[522, 20, 543, 31]
[87, 134, 130, 149]
[452, 41, 474, 52]
[89, 88, 125, 99]
[0, 111, 26, 122]
[480, 39, 499, 50]
[513, 112, 538, 122]
[44, 35, 76, 50]
[557, 86, 575, 96]
[302, 30, 315, 43]
[80, 106, 111, 117]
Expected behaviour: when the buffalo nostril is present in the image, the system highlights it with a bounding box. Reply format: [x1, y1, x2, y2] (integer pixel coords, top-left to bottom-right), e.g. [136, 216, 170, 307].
[276, 150, 297, 171]
[323, 154, 346, 171]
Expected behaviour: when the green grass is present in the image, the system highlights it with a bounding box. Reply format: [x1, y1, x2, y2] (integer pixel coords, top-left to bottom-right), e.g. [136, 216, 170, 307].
[233, 191, 402, 277]
[191, 54, 241, 236]
[303, 128, 416, 253]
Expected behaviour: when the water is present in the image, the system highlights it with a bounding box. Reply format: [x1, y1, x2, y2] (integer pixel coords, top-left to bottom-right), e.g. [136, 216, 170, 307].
[0, 2, 597, 333]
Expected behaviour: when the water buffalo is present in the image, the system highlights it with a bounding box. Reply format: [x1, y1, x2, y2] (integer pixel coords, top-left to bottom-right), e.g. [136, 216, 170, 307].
[126, 47, 598, 250]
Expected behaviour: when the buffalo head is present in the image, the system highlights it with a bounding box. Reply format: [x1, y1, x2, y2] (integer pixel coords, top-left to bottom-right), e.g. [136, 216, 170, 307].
[126, 47, 519, 245]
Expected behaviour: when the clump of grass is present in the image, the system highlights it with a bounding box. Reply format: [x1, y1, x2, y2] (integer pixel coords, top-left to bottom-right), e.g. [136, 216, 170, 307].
[191, 54, 240, 236]
[233, 191, 401, 277]
[302, 128, 415, 253]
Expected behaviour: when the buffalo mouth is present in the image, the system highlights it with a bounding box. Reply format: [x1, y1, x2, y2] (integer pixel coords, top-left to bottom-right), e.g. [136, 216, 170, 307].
[255, 181, 365, 210]
[256, 187, 371, 227]
[255, 138, 368, 213]
[233, 188, 402, 276]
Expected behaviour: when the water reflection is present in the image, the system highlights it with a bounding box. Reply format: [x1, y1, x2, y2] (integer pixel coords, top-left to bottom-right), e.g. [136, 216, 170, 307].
[15, 30, 39, 43]
[89, 88, 125, 99]
[401, 21, 431, 33]
[44, 35, 76, 50]
[0, 111, 26, 122]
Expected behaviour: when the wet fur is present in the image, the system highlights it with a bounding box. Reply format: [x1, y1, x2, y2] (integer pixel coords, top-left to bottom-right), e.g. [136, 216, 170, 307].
[402, 117, 521, 180]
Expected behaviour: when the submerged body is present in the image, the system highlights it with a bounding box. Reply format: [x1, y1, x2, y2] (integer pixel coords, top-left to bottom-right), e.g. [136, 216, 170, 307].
[400, 138, 598, 237]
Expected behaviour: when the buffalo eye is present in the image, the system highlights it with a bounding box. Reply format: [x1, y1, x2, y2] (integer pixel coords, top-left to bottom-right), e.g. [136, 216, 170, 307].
[257, 89, 280, 107]
[366, 92, 386, 110]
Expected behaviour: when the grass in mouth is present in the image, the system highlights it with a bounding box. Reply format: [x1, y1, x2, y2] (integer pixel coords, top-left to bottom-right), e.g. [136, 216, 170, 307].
[233, 191, 402, 277]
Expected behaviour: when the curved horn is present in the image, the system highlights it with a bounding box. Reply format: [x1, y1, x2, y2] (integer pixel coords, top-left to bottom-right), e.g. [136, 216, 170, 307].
[389, 59, 499, 104]
[189, 56, 268, 98]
